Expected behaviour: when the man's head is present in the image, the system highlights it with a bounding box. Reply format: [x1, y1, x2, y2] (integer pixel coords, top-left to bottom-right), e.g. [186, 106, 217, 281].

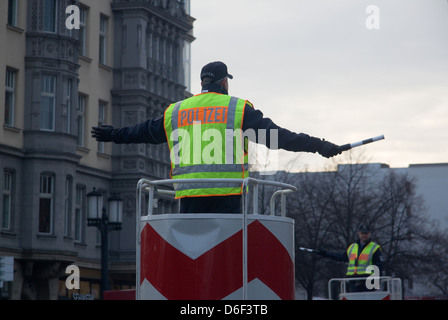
[358, 224, 371, 244]
[200, 61, 233, 91]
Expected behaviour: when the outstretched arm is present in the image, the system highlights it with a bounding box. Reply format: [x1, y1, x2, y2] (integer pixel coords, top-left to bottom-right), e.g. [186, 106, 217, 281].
[91, 115, 167, 145]
[242, 104, 342, 158]
[314, 249, 348, 262]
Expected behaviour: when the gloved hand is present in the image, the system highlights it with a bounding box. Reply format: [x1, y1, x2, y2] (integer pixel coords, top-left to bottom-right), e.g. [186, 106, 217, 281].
[318, 140, 342, 158]
[91, 125, 114, 142]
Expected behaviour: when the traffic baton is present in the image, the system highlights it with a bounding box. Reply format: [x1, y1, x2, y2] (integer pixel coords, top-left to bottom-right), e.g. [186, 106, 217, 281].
[340, 134, 385, 152]
[299, 247, 315, 253]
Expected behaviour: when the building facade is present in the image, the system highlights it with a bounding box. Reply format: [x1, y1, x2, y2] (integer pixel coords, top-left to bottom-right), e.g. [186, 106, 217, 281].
[0, 0, 194, 300]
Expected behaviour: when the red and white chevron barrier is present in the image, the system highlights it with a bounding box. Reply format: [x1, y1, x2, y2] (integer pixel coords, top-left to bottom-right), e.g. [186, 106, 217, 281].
[137, 214, 295, 300]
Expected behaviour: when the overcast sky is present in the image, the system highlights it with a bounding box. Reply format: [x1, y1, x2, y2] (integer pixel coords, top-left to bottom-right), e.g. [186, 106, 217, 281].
[190, 0, 448, 172]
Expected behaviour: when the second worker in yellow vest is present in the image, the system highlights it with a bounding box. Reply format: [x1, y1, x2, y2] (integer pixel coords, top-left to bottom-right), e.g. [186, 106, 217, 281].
[92, 61, 344, 213]
[315, 224, 384, 292]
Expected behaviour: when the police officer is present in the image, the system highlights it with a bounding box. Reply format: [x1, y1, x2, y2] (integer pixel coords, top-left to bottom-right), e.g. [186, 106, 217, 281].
[92, 61, 343, 213]
[315, 224, 384, 292]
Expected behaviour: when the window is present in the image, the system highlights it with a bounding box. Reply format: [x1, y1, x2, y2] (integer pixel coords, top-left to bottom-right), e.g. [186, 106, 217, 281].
[75, 186, 84, 242]
[161, 38, 167, 65]
[43, 0, 57, 33]
[183, 41, 191, 91]
[79, 6, 87, 56]
[96, 229, 101, 245]
[183, 0, 191, 15]
[64, 176, 72, 237]
[99, 15, 108, 64]
[4, 69, 16, 127]
[167, 41, 172, 67]
[97, 102, 106, 153]
[66, 79, 72, 134]
[7, 0, 18, 27]
[148, 32, 153, 59]
[155, 36, 160, 61]
[77, 95, 86, 147]
[173, 44, 179, 68]
[39, 174, 54, 234]
[41, 75, 56, 131]
[137, 24, 142, 50]
[2, 172, 12, 231]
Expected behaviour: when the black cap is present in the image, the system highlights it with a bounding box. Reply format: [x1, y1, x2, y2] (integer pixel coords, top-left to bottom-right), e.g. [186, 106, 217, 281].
[358, 225, 371, 233]
[200, 61, 233, 82]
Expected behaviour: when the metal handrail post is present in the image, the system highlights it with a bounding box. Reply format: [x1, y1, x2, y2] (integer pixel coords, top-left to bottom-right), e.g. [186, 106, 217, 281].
[280, 190, 295, 217]
[241, 178, 251, 300]
[253, 183, 259, 215]
[147, 185, 155, 215]
[270, 189, 295, 216]
[136, 179, 147, 300]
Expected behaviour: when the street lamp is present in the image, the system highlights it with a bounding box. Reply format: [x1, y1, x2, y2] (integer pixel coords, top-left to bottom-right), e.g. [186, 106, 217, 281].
[87, 188, 123, 299]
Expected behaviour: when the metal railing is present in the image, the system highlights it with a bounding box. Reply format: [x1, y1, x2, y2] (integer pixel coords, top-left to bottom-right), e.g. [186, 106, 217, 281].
[135, 177, 297, 300]
[136, 177, 297, 217]
[328, 276, 402, 300]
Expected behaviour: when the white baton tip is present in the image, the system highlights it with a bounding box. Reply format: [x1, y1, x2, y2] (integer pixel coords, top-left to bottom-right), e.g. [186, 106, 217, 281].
[351, 141, 363, 148]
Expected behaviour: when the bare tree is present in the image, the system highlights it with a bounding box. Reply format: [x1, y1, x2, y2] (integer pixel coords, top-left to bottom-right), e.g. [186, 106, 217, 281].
[254, 148, 448, 298]
[288, 170, 340, 299]
[373, 171, 425, 279]
[418, 229, 448, 296]
[262, 150, 445, 299]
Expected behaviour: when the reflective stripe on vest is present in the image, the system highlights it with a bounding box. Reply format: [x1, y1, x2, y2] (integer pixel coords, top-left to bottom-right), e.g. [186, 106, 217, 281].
[164, 93, 249, 198]
[346, 242, 380, 276]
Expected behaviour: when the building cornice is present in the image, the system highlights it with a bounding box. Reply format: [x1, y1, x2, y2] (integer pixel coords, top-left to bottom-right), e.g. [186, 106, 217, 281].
[111, 1, 195, 34]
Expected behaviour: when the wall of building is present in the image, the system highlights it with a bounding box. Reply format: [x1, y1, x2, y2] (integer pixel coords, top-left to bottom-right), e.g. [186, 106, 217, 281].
[0, 0, 194, 300]
[409, 163, 448, 229]
[0, 0, 27, 148]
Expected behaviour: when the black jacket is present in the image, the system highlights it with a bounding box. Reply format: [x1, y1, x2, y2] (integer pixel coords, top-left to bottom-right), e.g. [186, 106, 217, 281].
[109, 84, 327, 213]
[110, 83, 326, 153]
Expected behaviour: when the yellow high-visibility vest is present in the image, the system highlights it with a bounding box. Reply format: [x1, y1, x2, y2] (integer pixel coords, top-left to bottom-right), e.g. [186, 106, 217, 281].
[346, 242, 381, 276]
[164, 92, 250, 199]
